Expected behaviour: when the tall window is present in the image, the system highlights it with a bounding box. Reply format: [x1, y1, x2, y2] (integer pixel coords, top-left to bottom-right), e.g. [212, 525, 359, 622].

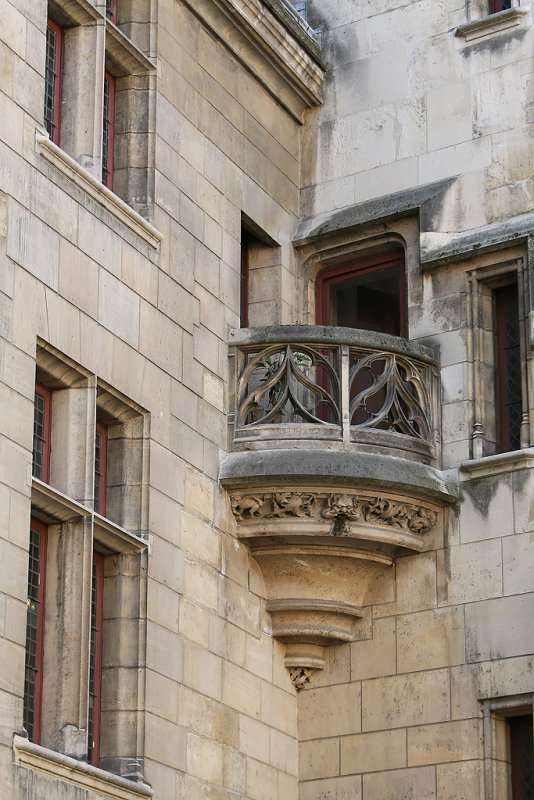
[94, 422, 108, 515]
[102, 71, 115, 189]
[44, 19, 62, 144]
[23, 520, 47, 744]
[88, 553, 104, 766]
[240, 227, 250, 327]
[495, 283, 522, 452]
[316, 252, 406, 336]
[32, 384, 51, 482]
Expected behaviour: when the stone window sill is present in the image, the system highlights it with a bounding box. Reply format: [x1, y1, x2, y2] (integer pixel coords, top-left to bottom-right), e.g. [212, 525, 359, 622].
[35, 133, 162, 250]
[455, 6, 530, 41]
[32, 479, 148, 552]
[460, 447, 534, 480]
[13, 736, 153, 799]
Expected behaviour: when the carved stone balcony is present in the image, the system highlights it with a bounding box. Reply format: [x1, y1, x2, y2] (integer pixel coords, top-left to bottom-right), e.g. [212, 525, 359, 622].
[220, 326, 457, 682]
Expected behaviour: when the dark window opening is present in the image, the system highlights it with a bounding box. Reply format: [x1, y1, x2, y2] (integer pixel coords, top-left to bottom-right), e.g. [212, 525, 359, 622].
[23, 520, 47, 744]
[88, 552, 104, 766]
[240, 227, 250, 328]
[316, 253, 406, 337]
[44, 19, 62, 145]
[102, 71, 115, 189]
[510, 715, 534, 800]
[33, 384, 51, 482]
[94, 422, 108, 516]
[495, 283, 522, 453]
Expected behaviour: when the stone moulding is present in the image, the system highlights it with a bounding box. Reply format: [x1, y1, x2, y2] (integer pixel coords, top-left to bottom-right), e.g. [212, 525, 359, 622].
[179, 0, 324, 122]
[230, 490, 439, 536]
[13, 736, 153, 799]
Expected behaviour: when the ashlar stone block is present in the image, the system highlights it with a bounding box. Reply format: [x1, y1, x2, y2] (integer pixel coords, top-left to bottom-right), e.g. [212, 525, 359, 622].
[397, 606, 465, 673]
[407, 719, 482, 766]
[298, 682, 361, 741]
[436, 759, 484, 800]
[465, 593, 534, 662]
[503, 532, 534, 595]
[351, 617, 396, 681]
[299, 775, 362, 800]
[362, 669, 450, 731]
[299, 737, 340, 782]
[437, 540, 502, 606]
[340, 728, 406, 775]
[363, 765, 436, 800]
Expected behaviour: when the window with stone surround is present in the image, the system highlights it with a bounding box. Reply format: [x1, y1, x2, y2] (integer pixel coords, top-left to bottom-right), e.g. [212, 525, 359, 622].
[43, 0, 155, 215]
[468, 260, 529, 458]
[240, 215, 280, 326]
[32, 384, 51, 483]
[44, 19, 62, 144]
[482, 695, 534, 800]
[23, 519, 47, 745]
[315, 251, 407, 336]
[25, 342, 149, 781]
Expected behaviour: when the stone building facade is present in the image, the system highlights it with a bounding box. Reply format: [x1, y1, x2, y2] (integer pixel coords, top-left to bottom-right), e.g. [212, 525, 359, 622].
[1, 0, 534, 798]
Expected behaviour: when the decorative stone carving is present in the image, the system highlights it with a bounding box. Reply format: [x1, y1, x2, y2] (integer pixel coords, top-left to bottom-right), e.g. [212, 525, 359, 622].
[289, 667, 314, 690]
[229, 490, 438, 534]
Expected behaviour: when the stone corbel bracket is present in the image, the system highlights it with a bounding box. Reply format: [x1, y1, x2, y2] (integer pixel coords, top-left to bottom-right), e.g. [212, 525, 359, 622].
[221, 450, 458, 681]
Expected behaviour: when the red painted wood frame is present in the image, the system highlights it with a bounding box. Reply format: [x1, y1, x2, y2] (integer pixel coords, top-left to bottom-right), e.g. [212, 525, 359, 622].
[315, 253, 407, 337]
[106, 0, 117, 23]
[102, 71, 116, 190]
[88, 552, 104, 766]
[94, 422, 108, 516]
[240, 229, 250, 327]
[491, 0, 511, 12]
[26, 518, 47, 744]
[33, 383, 52, 483]
[45, 19, 62, 145]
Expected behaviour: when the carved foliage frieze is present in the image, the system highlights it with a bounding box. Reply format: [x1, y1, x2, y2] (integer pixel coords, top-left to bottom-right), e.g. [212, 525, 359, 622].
[230, 491, 438, 534]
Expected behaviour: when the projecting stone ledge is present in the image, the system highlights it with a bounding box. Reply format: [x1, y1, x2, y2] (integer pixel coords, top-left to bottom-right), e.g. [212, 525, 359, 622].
[220, 448, 458, 503]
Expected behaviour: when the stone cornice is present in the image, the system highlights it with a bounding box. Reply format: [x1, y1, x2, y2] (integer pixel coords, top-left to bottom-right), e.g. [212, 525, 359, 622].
[179, 0, 324, 122]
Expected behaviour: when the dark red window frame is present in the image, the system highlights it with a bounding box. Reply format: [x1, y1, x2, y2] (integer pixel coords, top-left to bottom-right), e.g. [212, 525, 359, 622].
[106, 0, 117, 23]
[495, 284, 522, 453]
[491, 0, 511, 12]
[44, 19, 62, 145]
[23, 518, 47, 744]
[316, 252, 407, 337]
[88, 552, 104, 766]
[94, 422, 108, 516]
[33, 383, 51, 483]
[102, 71, 116, 190]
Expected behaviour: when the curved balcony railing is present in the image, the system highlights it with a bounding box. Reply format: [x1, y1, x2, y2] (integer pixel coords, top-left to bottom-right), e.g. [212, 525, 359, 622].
[228, 326, 441, 463]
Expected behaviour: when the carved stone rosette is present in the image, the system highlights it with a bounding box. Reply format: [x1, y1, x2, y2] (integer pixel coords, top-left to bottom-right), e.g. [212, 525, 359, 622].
[228, 487, 441, 673]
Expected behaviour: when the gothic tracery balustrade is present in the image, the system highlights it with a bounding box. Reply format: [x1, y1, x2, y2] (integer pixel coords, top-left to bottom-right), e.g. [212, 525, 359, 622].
[230, 326, 440, 463]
